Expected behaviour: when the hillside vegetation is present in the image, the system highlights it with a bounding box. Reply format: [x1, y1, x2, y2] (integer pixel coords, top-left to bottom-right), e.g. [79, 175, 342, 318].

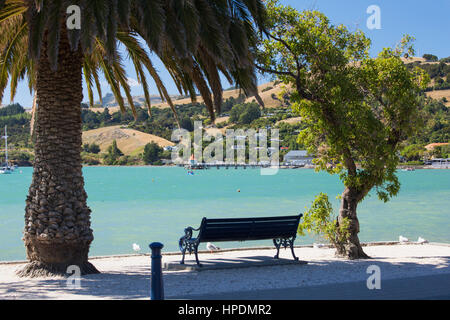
[1, 58, 449, 166]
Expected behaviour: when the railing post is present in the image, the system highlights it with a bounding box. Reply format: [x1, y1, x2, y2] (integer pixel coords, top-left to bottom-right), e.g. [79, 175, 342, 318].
[149, 242, 164, 300]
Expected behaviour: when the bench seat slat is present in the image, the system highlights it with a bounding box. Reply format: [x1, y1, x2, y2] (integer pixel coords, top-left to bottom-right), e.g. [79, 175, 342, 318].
[205, 216, 300, 223]
[203, 224, 298, 232]
[201, 234, 296, 242]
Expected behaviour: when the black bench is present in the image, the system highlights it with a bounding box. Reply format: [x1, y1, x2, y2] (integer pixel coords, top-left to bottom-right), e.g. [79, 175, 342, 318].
[178, 214, 302, 266]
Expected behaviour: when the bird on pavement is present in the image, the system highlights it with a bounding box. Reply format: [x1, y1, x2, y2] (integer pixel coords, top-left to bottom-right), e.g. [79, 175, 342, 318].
[417, 236, 428, 244]
[206, 242, 220, 253]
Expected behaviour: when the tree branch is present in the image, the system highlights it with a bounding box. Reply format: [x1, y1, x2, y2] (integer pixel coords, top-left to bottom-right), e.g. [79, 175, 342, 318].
[255, 64, 296, 78]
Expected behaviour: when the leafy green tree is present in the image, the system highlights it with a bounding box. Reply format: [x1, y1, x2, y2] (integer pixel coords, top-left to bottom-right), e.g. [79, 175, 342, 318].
[88, 143, 101, 155]
[257, 1, 429, 259]
[432, 144, 450, 158]
[423, 54, 438, 62]
[180, 117, 194, 132]
[103, 140, 123, 165]
[142, 142, 163, 165]
[230, 103, 261, 124]
[100, 108, 112, 124]
[239, 103, 261, 124]
[442, 144, 450, 158]
[401, 144, 426, 161]
[0, 0, 265, 276]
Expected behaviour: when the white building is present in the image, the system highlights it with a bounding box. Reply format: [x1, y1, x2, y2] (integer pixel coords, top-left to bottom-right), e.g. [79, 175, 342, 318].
[283, 150, 314, 166]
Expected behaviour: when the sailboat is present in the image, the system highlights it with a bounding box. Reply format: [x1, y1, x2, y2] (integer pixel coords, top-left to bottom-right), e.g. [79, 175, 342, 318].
[0, 126, 13, 174]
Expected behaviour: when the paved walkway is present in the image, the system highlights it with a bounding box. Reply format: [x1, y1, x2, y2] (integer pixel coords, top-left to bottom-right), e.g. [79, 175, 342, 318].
[173, 273, 450, 300]
[0, 243, 449, 299]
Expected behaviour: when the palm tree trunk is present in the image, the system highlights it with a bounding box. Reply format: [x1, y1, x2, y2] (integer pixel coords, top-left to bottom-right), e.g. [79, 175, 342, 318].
[335, 187, 370, 259]
[17, 27, 99, 277]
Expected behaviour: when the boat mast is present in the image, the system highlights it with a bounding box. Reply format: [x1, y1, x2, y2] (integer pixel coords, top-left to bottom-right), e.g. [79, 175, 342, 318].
[3, 126, 7, 166]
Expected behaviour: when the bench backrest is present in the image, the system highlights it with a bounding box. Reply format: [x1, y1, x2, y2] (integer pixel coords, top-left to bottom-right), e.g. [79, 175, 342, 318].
[197, 214, 302, 242]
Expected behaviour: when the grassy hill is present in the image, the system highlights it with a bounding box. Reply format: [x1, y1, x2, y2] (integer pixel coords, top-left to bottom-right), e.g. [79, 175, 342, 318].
[426, 89, 450, 107]
[403, 56, 450, 107]
[89, 81, 288, 112]
[82, 125, 174, 156]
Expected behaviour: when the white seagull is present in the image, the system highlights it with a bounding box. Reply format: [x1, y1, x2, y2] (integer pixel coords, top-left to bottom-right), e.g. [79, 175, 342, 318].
[417, 237, 428, 244]
[132, 243, 141, 252]
[399, 235, 409, 243]
[206, 242, 220, 253]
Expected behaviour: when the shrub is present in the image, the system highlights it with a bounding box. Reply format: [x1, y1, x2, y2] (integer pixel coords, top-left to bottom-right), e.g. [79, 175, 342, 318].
[83, 143, 101, 154]
[81, 153, 101, 165]
[298, 193, 350, 250]
[103, 140, 123, 165]
[142, 142, 163, 165]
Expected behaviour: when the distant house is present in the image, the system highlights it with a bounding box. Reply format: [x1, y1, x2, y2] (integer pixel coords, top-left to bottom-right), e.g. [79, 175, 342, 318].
[429, 158, 450, 168]
[283, 150, 314, 165]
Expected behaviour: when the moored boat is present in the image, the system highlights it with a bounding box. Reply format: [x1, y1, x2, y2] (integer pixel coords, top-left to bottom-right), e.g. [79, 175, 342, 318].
[0, 126, 13, 175]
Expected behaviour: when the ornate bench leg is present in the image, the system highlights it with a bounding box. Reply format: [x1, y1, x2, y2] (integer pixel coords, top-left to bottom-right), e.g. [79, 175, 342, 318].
[273, 239, 282, 259]
[274, 238, 298, 261]
[179, 238, 188, 265]
[194, 243, 202, 267]
[180, 248, 186, 265]
[289, 238, 299, 261]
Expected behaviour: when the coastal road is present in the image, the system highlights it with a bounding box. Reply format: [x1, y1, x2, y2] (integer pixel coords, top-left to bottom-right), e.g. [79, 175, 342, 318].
[172, 273, 450, 300]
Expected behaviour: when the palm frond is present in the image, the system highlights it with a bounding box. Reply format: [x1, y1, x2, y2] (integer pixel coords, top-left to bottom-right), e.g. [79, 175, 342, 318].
[0, 0, 267, 122]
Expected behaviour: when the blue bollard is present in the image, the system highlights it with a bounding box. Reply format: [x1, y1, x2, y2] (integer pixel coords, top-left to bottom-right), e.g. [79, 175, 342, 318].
[149, 242, 164, 300]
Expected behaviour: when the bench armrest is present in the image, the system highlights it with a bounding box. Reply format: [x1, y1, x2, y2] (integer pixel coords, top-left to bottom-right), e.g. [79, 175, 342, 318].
[179, 226, 201, 252]
[181, 226, 200, 240]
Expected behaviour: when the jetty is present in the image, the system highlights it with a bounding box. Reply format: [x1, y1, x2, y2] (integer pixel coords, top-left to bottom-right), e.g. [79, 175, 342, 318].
[180, 163, 308, 170]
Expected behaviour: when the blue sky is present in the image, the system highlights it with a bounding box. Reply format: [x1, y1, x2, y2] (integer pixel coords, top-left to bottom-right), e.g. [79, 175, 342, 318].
[3, 0, 450, 108]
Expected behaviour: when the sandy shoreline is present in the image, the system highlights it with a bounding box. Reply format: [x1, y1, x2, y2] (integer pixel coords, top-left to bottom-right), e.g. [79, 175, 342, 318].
[0, 242, 449, 300]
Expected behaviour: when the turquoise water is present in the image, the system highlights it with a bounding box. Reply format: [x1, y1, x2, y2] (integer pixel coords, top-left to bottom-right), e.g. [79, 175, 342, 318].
[0, 167, 449, 261]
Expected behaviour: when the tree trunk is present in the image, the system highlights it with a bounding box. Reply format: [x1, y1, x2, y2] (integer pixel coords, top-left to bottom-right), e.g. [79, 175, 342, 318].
[17, 27, 99, 277]
[335, 187, 370, 259]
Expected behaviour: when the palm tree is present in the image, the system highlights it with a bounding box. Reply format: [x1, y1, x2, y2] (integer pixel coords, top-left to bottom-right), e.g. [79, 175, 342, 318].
[0, 0, 266, 277]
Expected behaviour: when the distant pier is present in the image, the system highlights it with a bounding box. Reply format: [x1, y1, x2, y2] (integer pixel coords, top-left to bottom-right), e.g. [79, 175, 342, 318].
[180, 163, 308, 170]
